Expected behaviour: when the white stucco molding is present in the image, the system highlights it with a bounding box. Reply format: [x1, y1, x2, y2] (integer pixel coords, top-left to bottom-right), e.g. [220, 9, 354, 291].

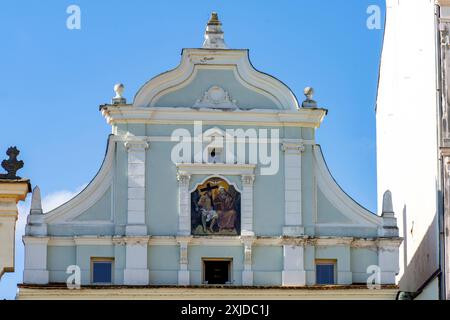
[23, 236, 50, 284]
[241, 174, 255, 236]
[38, 235, 400, 248]
[177, 163, 255, 176]
[282, 142, 305, 236]
[313, 145, 383, 227]
[176, 236, 192, 285]
[133, 49, 299, 110]
[281, 142, 305, 154]
[177, 173, 192, 236]
[125, 136, 149, 236]
[124, 139, 149, 151]
[101, 105, 327, 128]
[240, 235, 256, 286]
[43, 137, 115, 224]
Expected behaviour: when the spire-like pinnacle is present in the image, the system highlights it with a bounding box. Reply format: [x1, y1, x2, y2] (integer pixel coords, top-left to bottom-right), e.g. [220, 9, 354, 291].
[202, 12, 228, 49]
[30, 185, 43, 214]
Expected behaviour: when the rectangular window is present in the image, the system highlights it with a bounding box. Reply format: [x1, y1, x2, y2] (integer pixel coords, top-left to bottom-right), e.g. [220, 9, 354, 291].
[316, 260, 336, 285]
[91, 258, 113, 284]
[202, 258, 232, 285]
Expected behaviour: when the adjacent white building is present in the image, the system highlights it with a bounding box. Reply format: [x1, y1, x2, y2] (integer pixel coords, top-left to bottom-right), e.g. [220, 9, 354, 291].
[376, 0, 450, 300]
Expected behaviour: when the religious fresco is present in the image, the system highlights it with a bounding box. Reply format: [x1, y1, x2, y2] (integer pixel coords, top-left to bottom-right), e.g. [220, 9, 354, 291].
[191, 178, 241, 236]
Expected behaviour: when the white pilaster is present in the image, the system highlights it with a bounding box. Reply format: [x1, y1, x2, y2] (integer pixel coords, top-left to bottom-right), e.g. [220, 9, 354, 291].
[241, 175, 255, 236]
[23, 237, 49, 284]
[123, 237, 149, 285]
[377, 240, 400, 284]
[177, 236, 191, 285]
[241, 236, 255, 286]
[177, 173, 191, 236]
[282, 143, 305, 236]
[125, 139, 149, 236]
[282, 244, 306, 286]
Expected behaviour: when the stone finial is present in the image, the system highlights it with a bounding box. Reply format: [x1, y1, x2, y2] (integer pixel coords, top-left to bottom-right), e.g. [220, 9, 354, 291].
[378, 190, 398, 237]
[26, 185, 47, 236]
[112, 83, 126, 104]
[202, 12, 228, 49]
[301, 87, 318, 108]
[382, 190, 394, 214]
[0, 146, 24, 180]
[30, 186, 43, 215]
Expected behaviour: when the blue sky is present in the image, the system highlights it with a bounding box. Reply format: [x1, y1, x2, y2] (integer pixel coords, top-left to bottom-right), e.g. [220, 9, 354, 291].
[0, 0, 385, 299]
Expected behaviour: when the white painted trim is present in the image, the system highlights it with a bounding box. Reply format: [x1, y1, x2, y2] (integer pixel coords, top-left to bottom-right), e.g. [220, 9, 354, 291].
[313, 145, 383, 227]
[111, 135, 316, 145]
[178, 163, 255, 177]
[50, 221, 114, 225]
[29, 235, 401, 249]
[133, 49, 299, 110]
[188, 174, 243, 194]
[74, 236, 115, 246]
[101, 106, 326, 128]
[282, 142, 304, 235]
[44, 138, 115, 223]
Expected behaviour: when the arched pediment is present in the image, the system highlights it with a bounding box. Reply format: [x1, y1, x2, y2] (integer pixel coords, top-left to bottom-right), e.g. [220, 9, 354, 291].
[133, 49, 300, 110]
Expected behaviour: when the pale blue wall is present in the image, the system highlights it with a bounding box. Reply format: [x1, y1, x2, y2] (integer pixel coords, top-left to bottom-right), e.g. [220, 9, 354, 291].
[47, 246, 76, 283]
[148, 245, 179, 284]
[75, 187, 111, 221]
[350, 247, 378, 284]
[252, 246, 283, 286]
[153, 69, 279, 110]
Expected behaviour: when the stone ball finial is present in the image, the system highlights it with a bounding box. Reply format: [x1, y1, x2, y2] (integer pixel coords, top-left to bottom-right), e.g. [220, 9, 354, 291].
[302, 86, 317, 108]
[114, 83, 125, 98]
[304, 87, 314, 99]
[112, 83, 126, 105]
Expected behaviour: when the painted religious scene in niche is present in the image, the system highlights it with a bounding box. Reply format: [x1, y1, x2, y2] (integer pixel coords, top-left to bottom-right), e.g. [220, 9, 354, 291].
[191, 177, 241, 236]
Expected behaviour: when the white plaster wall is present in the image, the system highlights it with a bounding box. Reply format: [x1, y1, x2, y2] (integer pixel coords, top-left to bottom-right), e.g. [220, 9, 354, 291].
[377, 0, 439, 292]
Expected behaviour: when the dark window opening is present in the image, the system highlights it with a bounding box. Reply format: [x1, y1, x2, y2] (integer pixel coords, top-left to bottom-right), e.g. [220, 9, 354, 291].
[203, 259, 231, 284]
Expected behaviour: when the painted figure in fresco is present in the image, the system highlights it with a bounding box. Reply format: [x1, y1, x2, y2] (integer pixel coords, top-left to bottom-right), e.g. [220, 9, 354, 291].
[191, 178, 241, 235]
[214, 186, 237, 232]
[198, 190, 218, 233]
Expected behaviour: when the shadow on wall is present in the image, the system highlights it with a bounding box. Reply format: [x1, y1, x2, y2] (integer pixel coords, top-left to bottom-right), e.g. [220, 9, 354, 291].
[399, 211, 439, 293]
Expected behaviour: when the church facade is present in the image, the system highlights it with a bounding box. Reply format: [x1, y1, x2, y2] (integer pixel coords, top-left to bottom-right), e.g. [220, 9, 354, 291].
[19, 13, 401, 297]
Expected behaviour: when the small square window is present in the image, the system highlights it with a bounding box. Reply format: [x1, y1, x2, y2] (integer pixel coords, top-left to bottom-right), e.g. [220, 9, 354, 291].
[91, 258, 113, 284]
[316, 260, 336, 285]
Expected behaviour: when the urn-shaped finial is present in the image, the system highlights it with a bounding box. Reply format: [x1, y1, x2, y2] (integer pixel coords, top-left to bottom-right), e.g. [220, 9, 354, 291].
[112, 83, 126, 104]
[302, 87, 318, 108]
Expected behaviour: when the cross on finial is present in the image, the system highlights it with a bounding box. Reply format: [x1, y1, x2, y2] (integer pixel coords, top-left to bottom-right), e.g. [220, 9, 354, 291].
[0, 146, 24, 180]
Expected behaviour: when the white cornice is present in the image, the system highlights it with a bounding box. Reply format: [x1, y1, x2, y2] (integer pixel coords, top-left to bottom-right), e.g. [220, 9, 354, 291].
[101, 105, 327, 128]
[110, 135, 316, 146]
[22, 236, 50, 245]
[39, 235, 400, 249]
[74, 236, 114, 246]
[177, 163, 255, 176]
